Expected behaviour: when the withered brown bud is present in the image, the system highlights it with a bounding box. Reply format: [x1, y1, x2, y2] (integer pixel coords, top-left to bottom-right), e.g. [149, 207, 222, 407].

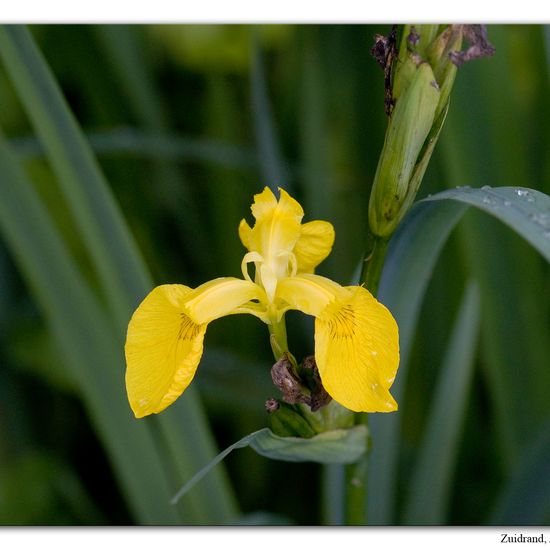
[407, 26, 420, 46]
[271, 355, 308, 405]
[300, 356, 332, 412]
[449, 25, 495, 66]
[265, 398, 280, 413]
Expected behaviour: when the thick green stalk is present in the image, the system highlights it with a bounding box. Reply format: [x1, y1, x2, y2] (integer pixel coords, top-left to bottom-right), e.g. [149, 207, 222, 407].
[360, 235, 389, 297]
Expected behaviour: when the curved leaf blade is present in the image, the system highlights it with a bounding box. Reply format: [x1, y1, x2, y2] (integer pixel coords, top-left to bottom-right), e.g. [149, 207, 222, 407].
[172, 426, 368, 504]
[423, 186, 550, 262]
[369, 185, 550, 524]
[490, 419, 550, 525]
[250, 426, 368, 464]
[403, 281, 481, 524]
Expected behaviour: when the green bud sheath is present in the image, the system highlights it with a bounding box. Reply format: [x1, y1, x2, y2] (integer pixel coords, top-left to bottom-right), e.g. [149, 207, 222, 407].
[267, 402, 317, 438]
[369, 58, 440, 237]
[427, 25, 463, 120]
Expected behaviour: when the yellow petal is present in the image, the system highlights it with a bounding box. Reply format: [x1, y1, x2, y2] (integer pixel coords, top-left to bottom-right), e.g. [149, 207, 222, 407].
[125, 285, 206, 418]
[276, 273, 345, 317]
[183, 277, 265, 324]
[244, 187, 304, 278]
[238, 218, 253, 251]
[315, 286, 400, 413]
[294, 220, 335, 273]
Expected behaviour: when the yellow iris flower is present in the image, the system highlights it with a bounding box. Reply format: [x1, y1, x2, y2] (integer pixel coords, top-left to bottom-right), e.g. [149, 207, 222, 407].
[125, 187, 400, 418]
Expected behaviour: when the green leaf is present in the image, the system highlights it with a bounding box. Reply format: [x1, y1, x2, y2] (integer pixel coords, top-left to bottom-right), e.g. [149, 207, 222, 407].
[423, 186, 550, 262]
[172, 426, 368, 504]
[250, 30, 289, 191]
[403, 281, 481, 524]
[490, 419, 550, 525]
[0, 25, 149, 328]
[250, 425, 368, 464]
[0, 25, 238, 524]
[368, 199, 466, 524]
[0, 133, 179, 524]
[369, 185, 550, 524]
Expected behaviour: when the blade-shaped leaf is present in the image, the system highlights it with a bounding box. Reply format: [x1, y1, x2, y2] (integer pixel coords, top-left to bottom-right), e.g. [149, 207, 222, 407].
[490, 419, 550, 525]
[369, 185, 550, 524]
[0, 134, 179, 524]
[423, 186, 550, 262]
[172, 426, 368, 504]
[403, 281, 481, 524]
[250, 30, 289, 192]
[0, 25, 149, 327]
[0, 25, 237, 523]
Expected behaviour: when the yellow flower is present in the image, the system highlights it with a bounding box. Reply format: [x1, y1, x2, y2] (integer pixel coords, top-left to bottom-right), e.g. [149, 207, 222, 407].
[125, 187, 400, 418]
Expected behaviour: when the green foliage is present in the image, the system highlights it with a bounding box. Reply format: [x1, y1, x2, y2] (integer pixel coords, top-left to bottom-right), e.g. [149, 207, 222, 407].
[0, 24, 548, 526]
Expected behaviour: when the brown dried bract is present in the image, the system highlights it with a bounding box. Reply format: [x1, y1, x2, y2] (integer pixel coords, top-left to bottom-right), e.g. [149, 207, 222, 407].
[271, 355, 308, 405]
[371, 25, 398, 116]
[449, 25, 496, 66]
[301, 356, 332, 412]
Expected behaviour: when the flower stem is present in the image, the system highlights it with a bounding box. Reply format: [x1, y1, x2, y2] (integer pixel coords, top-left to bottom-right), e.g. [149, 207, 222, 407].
[344, 230, 390, 524]
[360, 232, 389, 295]
[268, 314, 294, 363]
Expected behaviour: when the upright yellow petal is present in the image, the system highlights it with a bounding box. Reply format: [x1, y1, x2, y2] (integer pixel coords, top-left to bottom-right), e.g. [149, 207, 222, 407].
[242, 187, 304, 278]
[238, 218, 253, 251]
[315, 286, 400, 413]
[294, 220, 335, 273]
[125, 285, 206, 418]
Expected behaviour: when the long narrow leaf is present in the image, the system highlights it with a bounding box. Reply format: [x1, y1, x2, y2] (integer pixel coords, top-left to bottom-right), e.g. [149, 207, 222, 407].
[368, 200, 466, 524]
[0, 134, 179, 524]
[11, 130, 257, 169]
[490, 419, 550, 525]
[0, 25, 237, 523]
[0, 25, 149, 327]
[250, 30, 289, 192]
[369, 185, 550, 524]
[403, 281, 481, 524]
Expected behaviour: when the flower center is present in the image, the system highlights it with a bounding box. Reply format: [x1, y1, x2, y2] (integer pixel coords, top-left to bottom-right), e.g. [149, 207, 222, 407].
[241, 250, 298, 303]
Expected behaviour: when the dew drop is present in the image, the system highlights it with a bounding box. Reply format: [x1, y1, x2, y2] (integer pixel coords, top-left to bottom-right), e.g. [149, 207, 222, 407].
[515, 188, 535, 202]
[482, 196, 497, 206]
[529, 213, 550, 227]
[371, 351, 378, 357]
[503, 200, 512, 207]
[481, 185, 492, 190]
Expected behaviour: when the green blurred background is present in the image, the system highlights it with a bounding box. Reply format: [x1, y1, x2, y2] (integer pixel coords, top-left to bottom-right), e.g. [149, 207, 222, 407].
[0, 24, 549, 525]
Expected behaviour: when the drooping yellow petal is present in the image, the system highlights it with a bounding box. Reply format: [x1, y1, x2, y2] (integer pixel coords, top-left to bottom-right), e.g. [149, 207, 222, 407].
[294, 220, 335, 273]
[315, 286, 399, 413]
[125, 278, 266, 418]
[276, 273, 345, 317]
[183, 277, 266, 324]
[125, 285, 206, 418]
[276, 274, 399, 412]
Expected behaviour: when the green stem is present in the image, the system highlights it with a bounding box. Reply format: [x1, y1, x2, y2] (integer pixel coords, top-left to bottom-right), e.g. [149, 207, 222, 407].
[268, 314, 290, 361]
[344, 231, 390, 525]
[360, 233, 389, 294]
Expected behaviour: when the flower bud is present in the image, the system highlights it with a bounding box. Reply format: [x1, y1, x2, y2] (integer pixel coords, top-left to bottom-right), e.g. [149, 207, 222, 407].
[266, 400, 317, 438]
[369, 55, 440, 237]
[368, 25, 485, 239]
